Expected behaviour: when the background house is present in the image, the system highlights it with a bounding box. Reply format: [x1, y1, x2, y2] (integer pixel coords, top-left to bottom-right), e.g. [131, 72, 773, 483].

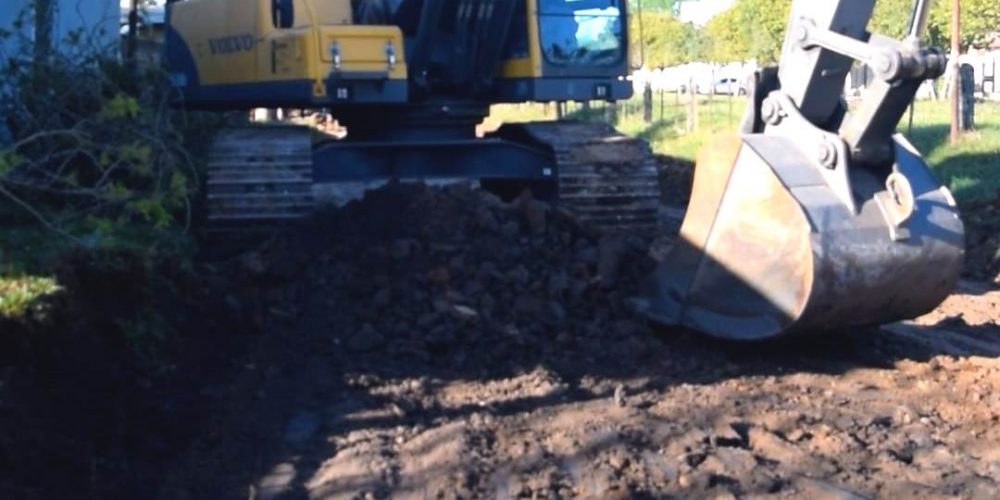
[119, 0, 165, 65]
[0, 0, 120, 59]
[0, 0, 119, 144]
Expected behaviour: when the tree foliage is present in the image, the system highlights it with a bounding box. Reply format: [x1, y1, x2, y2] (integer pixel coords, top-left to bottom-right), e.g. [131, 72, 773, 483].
[629, 9, 705, 67]
[871, 0, 1000, 50]
[926, 0, 1000, 51]
[699, 0, 791, 63]
[703, 6, 744, 62]
[0, 6, 207, 243]
[684, 0, 1000, 66]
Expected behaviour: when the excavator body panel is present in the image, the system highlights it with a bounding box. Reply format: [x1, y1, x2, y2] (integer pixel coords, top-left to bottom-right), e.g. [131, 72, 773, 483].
[166, 0, 409, 107]
[166, 0, 632, 109]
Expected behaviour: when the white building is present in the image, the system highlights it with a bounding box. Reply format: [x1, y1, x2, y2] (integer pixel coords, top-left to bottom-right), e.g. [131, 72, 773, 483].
[0, 0, 120, 59]
[0, 1, 119, 143]
[677, 0, 737, 27]
[119, 0, 165, 32]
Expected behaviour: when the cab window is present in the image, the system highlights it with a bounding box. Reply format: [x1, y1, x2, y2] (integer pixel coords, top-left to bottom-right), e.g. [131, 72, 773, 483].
[537, 0, 623, 67]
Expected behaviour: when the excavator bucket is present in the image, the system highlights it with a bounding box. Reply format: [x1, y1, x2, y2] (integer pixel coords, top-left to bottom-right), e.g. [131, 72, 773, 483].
[636, 0, 965, 339]
[640, 133, 964, 340]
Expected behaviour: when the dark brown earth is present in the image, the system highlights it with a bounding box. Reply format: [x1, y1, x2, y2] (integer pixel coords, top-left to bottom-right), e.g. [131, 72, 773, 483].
[1, 156, 997, 499]
[146, 179, 999, 500]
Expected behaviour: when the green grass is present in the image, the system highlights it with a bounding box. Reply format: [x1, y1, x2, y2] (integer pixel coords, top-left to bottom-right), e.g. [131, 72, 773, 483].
[0, 275, 60, 319]
[488, 95, 746, 160]
[0, 224, 67, 320]
[488, 96, 1000, 204]
[0, 214, 191, 321]
[906, 100, 1000, 203]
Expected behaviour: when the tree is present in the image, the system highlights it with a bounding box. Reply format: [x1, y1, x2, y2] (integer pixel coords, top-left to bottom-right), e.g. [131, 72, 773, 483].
[701, 0, 1000, 64]
[736, 0, 791, 63]
[698, 0, 791, 63]
[704, 5, 745, 62]
[869, 0, 914, 39]
[927, 0, 1000, 50]
[802, 0, 999, 52]
[629, 10, 704, 67]
[33, 0, 53, 66]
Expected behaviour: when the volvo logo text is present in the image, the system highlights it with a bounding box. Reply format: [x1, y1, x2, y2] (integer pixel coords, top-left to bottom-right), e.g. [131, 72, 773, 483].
[208, 34, 255, 55]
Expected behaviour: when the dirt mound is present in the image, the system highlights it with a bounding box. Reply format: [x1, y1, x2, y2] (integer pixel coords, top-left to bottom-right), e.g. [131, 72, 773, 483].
[0, 248, 263, 499]
[244, 181, 661, 372]
[157, 182, 999, 500]
[656, 154, 693, 206]
[964, 204, 1000, 283]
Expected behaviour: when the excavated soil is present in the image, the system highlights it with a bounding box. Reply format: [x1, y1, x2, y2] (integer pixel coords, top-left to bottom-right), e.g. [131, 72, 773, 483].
[154, 180, 1000, 500]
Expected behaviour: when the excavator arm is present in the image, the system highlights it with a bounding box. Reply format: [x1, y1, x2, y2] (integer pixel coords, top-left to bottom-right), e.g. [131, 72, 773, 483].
[638, 0, 965, 339]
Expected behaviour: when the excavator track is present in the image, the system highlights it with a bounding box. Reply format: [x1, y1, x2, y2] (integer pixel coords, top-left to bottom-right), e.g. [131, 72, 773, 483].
[206, 122, 661, 234]
[205, 126, 315, 232]
[506, 121, 662, 232]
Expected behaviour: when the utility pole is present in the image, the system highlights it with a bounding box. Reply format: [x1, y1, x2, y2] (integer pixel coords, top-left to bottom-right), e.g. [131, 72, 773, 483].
[127, 0, 139, 71]
[949, 0, 961, 145]
[635, 0, 654, 123]
[33, 0, 54, 69]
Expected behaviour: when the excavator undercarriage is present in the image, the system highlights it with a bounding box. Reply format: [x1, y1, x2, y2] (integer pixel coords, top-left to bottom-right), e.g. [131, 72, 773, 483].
[203, 116, 661, 232]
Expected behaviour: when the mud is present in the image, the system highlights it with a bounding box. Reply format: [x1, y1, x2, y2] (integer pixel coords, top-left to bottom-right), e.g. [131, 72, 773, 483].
[154, 181, 1000, 500]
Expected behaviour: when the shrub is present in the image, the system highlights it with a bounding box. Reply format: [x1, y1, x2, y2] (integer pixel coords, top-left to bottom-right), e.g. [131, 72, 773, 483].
[0, 7, 202, 245]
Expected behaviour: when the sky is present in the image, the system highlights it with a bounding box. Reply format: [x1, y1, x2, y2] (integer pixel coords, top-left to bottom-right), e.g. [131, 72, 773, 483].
[677, 0, 736, 26]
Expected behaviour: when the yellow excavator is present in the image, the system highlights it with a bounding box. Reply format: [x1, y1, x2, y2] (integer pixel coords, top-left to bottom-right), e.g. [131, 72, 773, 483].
[165, 0, 965, 340]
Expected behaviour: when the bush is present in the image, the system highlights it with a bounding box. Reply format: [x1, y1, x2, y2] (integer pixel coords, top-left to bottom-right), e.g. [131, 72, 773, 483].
[0, 8, 229, 361]
[0, 12, 205, 245]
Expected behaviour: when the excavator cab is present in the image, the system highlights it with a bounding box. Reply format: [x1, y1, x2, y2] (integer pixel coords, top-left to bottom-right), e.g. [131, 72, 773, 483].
[634, 0, 965, 339]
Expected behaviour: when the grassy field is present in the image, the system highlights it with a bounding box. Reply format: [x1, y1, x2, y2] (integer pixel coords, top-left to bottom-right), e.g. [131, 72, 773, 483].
[489, 95, 1000, 204]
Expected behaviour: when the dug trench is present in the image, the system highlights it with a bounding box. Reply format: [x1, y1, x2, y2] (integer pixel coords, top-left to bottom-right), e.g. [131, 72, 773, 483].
[2, 160, 1000, 499]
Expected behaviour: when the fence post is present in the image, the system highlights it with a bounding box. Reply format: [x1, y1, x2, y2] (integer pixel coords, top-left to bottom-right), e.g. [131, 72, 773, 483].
[686, 78, 697, 132]
[33, 0, 54, 70]
[643, 81, 653, 124]
[949, 0, 961, 144]
[606, 101, 618, 125]
[727, 89, 733, 126]
[960, 63, 976, 130]
[659, 88, 664, 121]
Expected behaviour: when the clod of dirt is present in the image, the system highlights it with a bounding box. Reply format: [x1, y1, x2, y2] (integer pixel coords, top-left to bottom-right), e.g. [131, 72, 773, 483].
[347, 324, 385, 352]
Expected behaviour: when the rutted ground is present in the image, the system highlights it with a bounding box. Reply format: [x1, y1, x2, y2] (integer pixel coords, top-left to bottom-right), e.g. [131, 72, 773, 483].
[158, 181, 999, 500]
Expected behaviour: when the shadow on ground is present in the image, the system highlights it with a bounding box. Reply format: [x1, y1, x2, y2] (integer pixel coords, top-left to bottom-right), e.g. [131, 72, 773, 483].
[155, 183, 1000, 499]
